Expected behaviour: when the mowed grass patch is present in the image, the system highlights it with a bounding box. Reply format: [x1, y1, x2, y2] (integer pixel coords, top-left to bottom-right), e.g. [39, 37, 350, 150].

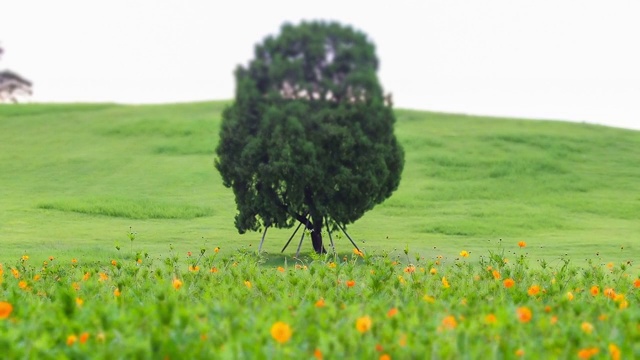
[38, 197, 214, 220]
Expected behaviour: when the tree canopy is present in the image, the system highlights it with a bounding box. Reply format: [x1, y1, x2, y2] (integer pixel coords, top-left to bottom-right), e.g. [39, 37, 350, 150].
[215, 21, 404, 253]
[0, 45, 32, 103]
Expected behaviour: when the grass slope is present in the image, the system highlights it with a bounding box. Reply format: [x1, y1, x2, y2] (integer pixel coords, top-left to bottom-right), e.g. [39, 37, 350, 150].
[0, 102, 639, 264]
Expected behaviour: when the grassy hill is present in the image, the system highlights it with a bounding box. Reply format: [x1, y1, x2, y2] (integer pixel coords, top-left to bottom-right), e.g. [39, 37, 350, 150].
[1, 102, 639, 264]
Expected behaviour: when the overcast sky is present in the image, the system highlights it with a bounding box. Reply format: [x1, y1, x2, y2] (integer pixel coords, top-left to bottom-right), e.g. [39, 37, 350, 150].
[2, 0, 639, 130]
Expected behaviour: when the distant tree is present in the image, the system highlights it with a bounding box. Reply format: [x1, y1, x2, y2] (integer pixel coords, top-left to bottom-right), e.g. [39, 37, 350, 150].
[215, 21, 404, 254]
[0, 44, 33, 103]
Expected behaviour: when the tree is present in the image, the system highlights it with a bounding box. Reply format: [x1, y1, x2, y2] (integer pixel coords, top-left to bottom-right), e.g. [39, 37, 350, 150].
[215, 21, 404, 254]
[0, 45, 33, 103]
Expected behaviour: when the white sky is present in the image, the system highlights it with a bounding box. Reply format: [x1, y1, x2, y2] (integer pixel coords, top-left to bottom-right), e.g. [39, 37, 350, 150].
[2, 0, 639, 130]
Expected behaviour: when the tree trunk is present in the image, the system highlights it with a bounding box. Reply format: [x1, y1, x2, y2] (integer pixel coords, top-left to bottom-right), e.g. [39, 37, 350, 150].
[311, 216, 327, 254]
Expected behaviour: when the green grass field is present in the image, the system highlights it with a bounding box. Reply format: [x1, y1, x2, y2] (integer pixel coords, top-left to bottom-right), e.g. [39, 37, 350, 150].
[2, 102, 640, 358]
[1, 102, 639, 265]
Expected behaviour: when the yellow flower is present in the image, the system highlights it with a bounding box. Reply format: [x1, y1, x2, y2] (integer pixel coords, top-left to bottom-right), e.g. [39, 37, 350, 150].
[441, 276, 450, 288]
[210, 267, 218, 273]
[11, 268, 20, 279]
[423, 295, 436, 303]
[609, 343, 621, 360]
[581, 322, 594, 334]
[188, 265, 200, 272]
[214, 247, 220, 253]
[21, 255, 29, 261]
[244, 280, 252, 289]
[114, 288, 121, 297]
[492, 270, 501, 280]
[277, 266, 285, 273]
[353, 248, 364, 257]
[429, 268, 437, 275]
[270, 321, 292, 344]
[328, 262, 337, 269]
[110, 260, 117, 266]
[0, 301, 13, 319]
[356, 316, 372, 333]
[76, 298, 84, 307]
[441, 315, 457, 330]
[172, 278, 183, 290]
[567, 291, 574, 301]
[459, 250, 469, 258]
[98, 273, 108, 281]
[66, 334, 78, 346]
[527, 285, 540, 296]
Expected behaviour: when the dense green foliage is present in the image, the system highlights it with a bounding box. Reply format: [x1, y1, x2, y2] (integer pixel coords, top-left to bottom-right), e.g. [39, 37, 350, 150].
[216, 22, 404, 253]
[0, 102, 639, 264]
[1, 244, 639, 358]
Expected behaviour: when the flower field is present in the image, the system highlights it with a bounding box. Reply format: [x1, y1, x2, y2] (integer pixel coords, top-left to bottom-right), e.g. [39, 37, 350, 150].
[1, 241, 639, 359]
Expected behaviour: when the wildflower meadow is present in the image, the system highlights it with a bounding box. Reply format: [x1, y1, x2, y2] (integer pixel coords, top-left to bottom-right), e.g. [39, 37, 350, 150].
[1, 240, 638, 359]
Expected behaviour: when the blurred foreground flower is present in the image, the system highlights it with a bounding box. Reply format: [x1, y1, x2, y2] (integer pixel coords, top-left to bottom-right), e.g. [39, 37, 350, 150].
[270, 321, 292, 344]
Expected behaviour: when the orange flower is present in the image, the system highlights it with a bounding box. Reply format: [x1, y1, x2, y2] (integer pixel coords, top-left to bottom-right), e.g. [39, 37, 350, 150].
[581, 322, 594, 334]
[515, 349, 525, 357]
[380, 355, 391, 360]
[485, 313, 497, 324]
[590, 286, 599, 296]
[0, 301, 13, 319]
[72, 282, 80, 291]
[503, 278, 515, 288]
[387, 307, 398, 318]
[188, 265, 200, 272]
[527, 285, 540, 296]
[609, 343, 621, 360]
[577, 347, 599, 359]
[516, 307, 532, 323]
[441, 276, 450, 288]
[11, 268, 19, 279]
[114, 288, 121, 297]
[634, 279, 640, 288]
[429, 268, 437, 275]
[172, 278, 183, 290]
[459, 250, 469, 258]
[492, 270, 501, 280]
[98, 273, 108, 281]
[375, 344, 384, 352]
[346, 280, 356, 288]
[441, 315, 457, 330]
[315, 298, 325, 308]
[270, 321, 292, 344]
[404, 265, 415, 273]
[277, 266, 285, 273]
[356, 316, 372, 333]
[110, 260, 117, 266]
[79, 332, 90, 344]
[353, 248, 364, 257]
[67, 334, 78, 346]
[76, 297, 84, 307]
[518, 241, 526, 248]
[313, 348, 323, 360]
[604, 288, 616, 299]
[210, 267, 218, 273]
[18, 280, 28, 290]
[71, 258, 78, 264]
[82, 272, 91, 281]
[550, 315, 558, 325]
